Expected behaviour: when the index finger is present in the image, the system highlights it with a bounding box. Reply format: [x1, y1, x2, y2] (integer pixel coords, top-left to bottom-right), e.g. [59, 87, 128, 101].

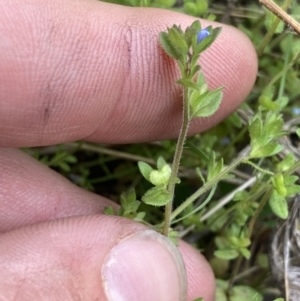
[0, 0, 257, 147]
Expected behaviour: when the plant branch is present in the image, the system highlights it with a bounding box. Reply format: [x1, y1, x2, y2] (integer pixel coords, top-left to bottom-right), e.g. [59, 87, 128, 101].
[201, 175, 258, 222]
[170, 146, 251, 221]
[259, 0, 300, 34]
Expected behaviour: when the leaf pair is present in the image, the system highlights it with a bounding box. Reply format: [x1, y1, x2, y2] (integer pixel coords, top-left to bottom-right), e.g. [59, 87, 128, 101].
[138, 157, 176, 206]
[249, 111, 285, 158]
[270, 172, 300, 219]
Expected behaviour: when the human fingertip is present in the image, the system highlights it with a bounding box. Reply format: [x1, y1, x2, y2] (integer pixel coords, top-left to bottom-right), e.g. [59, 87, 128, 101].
[102, 230, 187, 301]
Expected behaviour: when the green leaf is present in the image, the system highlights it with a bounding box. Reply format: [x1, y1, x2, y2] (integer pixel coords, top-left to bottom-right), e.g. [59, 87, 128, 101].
[176, 78, 199, 90]
[250, 141, 283, 158]
[168, 26, 188, 55]
[215, 249, 239, 260]
[159, 31, 181, 60]
[120, 189, 141, 214]
[134, 211, 146, 222]
[231, 285, 263, 301]
[215, 280, 227, 301]
[65, 155, 77, 163]
[190, 88, 223, 118]
[154, 0, 176, 8]
[227, 112, 243, 128]
[142, 186, 172, 206]
[168, 229, 179, 246]
[239, 247, 251, 259]
[238, 237, 251, 248]
[190, 65, 201, 78]
[296, 128, 300, 138]
[215, 236, 229, 249]
[197, 72, 205, 86]
[264, 113, 284, 136]
[157, 156, 167, 170]
[184, 2, 197, 16]
[207, 152, 223, 181]
[286, 184, 300, 196]
[284, 175, 298, 185]
[276, 153, 295, 172]
[149, 165, 171, 186]
[196, 167, 206, 183]
[249, 116, 263, 142]
[189, 20, 201, 32]
[138, 161, 153, 181]
[59, 161, 70, 172]
[269, 190, 288, 219]
[104, 206, 115, 215]
[195, 0, 208, 14]
[184, 20, 201, 46]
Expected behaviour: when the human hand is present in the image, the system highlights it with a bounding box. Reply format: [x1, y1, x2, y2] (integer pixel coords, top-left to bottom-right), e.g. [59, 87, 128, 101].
[0, 0, 257, 300]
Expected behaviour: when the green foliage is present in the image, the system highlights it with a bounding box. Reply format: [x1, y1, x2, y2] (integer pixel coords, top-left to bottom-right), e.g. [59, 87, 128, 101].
[137, 156, 174, 206]
[142, 185, 172, 206]
[105, 189, 146, 222]
[268, 190, 288, 219]
[189, 84, 223, 118]
[214, 224, 251, 260]
[249, 111, 285, 158]
[207, 152, 224, 182]
[264, 8, 284, 34]
[137, 161, 153, 181]
[183, 0, 208, 16]
[216, 280, 263, 301]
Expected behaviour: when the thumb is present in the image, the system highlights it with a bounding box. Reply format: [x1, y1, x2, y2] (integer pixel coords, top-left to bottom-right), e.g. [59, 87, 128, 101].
[1, 215, 188, 301]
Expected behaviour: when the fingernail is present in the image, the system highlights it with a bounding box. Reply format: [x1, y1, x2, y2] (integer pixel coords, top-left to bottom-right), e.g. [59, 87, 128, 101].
[102, 230, 187, 301]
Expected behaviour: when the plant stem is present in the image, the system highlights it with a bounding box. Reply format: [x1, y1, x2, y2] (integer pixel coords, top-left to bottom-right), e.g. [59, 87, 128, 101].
[263, 51, 300, 94]
[257, 0, 292, 56]
[170, 146, 251, 222]
[227, 255, 243, 295]
[163, 86, 190, 236]
[244, 160, 274, 175]
[248, 187, 273, 238]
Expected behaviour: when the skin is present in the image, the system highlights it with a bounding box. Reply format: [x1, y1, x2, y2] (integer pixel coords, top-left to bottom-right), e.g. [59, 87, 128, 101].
[0, 0, 258, 300]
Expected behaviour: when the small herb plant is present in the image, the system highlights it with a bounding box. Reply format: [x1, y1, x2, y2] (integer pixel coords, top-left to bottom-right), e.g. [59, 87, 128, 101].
[139, 22, 223, 236]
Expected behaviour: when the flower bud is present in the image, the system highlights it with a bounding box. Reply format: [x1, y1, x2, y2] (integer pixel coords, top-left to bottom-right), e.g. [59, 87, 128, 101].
[197, 28, 210, 43]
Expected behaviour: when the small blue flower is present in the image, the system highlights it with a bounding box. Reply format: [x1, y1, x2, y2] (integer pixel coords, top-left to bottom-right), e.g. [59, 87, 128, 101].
[293, 107, 300, 115]
[197, 28, 210, 44]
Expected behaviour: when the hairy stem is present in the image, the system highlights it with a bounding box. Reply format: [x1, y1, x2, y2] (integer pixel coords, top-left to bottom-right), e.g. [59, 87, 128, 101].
[163, 86, 190, 236]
